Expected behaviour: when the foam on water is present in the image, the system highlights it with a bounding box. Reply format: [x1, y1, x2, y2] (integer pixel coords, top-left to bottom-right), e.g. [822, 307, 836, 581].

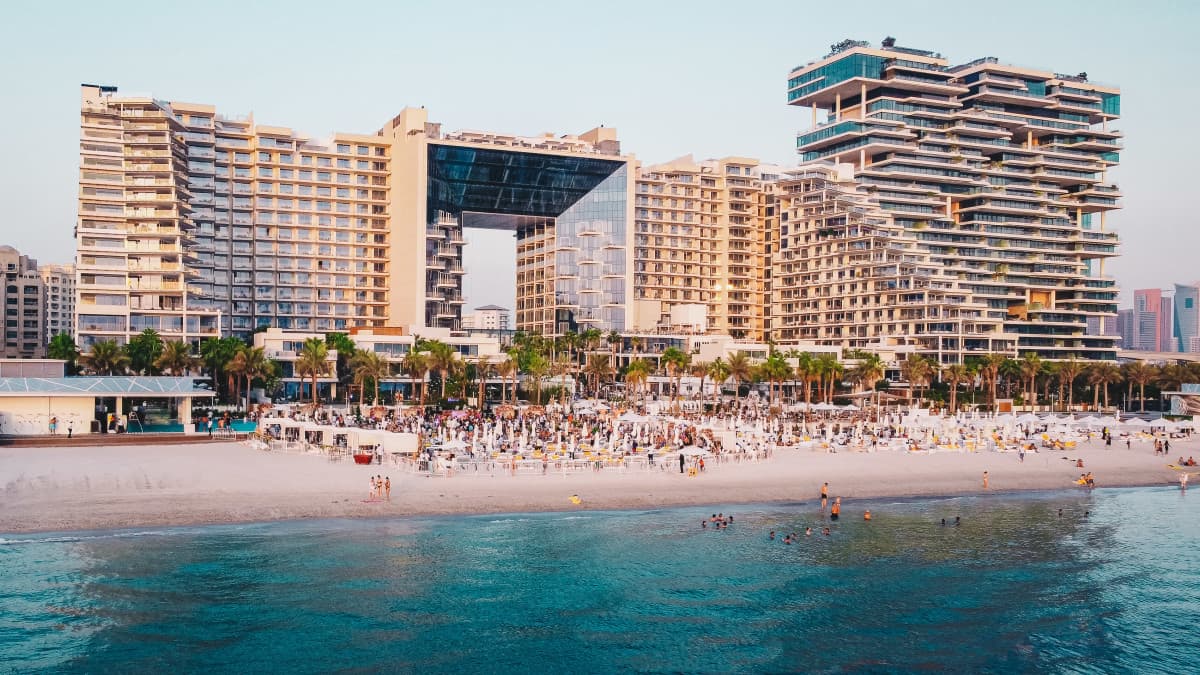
[1, 488, 1197, 673]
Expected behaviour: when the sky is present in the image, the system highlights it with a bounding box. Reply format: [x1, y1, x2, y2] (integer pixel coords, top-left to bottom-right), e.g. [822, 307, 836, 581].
[1, 0, 1197, 311]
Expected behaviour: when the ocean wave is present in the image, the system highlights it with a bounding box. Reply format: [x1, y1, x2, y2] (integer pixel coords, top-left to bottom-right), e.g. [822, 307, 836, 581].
[0, 530, 176, 546]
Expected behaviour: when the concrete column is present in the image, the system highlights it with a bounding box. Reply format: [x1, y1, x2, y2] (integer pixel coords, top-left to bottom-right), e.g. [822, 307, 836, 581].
[115, 396, 123, 431]
[859, 148, 866, 167]
[181, 396, 194, 434]
[812, 106, 817, 127]
[1026, 131, 1033, 148]
[860, 84, 867, 119]
[835, 93, 841, 121]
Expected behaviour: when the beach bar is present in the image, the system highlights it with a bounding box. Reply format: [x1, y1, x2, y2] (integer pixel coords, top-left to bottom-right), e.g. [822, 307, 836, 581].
[0, 376, 216, 437]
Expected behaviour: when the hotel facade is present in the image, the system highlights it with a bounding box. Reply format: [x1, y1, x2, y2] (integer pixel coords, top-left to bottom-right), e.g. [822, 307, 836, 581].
[76, 41, 1121, 361]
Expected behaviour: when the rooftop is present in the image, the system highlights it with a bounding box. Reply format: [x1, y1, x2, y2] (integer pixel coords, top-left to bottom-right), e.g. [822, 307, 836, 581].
[0, 377, 215, 398]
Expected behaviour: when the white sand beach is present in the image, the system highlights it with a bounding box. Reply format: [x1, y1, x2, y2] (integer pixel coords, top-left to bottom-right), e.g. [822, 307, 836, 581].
[0, 437, 1188, 534]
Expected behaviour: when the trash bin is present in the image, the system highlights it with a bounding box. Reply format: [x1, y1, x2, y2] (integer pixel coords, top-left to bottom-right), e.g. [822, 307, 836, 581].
[90, 420, 101, 433]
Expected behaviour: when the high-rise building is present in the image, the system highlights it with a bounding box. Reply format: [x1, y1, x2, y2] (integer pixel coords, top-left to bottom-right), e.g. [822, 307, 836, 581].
[631, 156, 782, 339]
[0, 245, 45, 358]
[1132, 289, 1165, 351]
[1116, 308, 1135, 349]
[1173, 283, 1200, 352]
[786, 39, 1121, 360]
[40, 263, 76, 341]
[78, 88, 631, 342]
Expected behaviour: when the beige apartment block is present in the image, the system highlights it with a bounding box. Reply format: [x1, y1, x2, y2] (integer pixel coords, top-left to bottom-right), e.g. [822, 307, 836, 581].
[631, 156, 782, 341]
[773, 164, 1015, 364]
[77, 86, 219, 348]
[40, 263, 76, 341]
[0, 246, 45, 358]
[787, 40, 1121, 360]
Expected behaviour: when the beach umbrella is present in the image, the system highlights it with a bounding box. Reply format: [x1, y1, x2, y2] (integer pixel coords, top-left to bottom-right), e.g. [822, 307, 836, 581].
[842, 404, 860, 411]
[1017, 413, 1040, 424]
[1123, 418, 1149, 427]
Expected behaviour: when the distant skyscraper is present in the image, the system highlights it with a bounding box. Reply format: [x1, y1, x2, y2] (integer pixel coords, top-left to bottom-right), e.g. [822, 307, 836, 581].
[1116, 308, 1135, 349]
[1174, 283, 1200, 352]
[1132, 289, 1165, 351]
[1159, 295, 1174, 352]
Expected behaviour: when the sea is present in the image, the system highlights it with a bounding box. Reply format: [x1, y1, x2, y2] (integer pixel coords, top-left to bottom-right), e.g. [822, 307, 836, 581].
[1, 487, 1197, 673]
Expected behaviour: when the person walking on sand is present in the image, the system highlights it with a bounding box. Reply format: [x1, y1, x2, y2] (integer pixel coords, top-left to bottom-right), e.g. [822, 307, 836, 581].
[67, 420, 73, 439]
[49, 416, 57, 435]
[385, 476, 392, 500]
[679, 453, 685, 474]
[820, 482, 829, 511]
[983, 471, 990, 490]
[207, 417, 214, 438]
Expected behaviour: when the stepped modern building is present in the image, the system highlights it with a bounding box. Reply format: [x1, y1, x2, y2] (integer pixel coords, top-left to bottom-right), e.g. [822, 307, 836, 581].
[783, 39, 1121, 360]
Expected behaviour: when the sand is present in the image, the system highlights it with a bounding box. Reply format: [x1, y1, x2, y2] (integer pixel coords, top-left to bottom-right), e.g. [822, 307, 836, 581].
[0, 437, 1189, 534]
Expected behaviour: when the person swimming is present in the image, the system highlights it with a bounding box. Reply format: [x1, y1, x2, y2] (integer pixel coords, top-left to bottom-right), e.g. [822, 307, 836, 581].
[805, 527, 812, 536]
[822, 527, 831, 536]
[769, 530, 775, 540]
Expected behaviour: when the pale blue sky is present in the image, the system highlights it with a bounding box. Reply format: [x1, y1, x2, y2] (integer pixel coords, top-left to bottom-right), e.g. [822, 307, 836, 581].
[1, 0, 1196, 310]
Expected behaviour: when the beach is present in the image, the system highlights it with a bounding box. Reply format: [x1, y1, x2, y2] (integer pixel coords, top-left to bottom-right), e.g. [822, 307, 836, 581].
[0, 437, 1187, 534]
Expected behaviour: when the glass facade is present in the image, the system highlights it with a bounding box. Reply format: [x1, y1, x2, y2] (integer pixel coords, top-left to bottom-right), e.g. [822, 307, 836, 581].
[551, 165, 628, 332]
[788, 54, 886, 102]
[426, 145, 628, 333]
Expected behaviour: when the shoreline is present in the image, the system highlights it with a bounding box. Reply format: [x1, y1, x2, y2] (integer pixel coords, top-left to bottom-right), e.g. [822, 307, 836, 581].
[1, 441, 1185, 535]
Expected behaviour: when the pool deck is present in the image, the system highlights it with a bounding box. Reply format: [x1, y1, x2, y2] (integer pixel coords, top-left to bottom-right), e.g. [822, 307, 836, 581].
[0, 432, 238, 448]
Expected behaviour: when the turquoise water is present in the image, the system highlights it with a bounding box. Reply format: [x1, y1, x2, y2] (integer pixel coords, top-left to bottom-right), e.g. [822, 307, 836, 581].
[1, 488, 1197, 673]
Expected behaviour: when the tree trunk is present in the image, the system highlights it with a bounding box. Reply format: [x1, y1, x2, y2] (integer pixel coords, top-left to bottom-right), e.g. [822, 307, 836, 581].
[1139, 383, 1146, 413]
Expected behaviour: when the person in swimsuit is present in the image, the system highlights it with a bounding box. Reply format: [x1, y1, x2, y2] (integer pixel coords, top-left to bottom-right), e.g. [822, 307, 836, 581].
[830, 498, 841, 521]
[820, 482, 829, 511]
[384, 476, 391, 500]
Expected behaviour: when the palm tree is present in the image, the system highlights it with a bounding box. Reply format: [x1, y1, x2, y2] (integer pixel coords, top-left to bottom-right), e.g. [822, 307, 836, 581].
[584, 353, 612, 397]
[155, 340, 198, 376]
[200, 336, 244, 403]
[125, 328, 164, 376]
[80, 339, 130, 375]
[624, 359, 651, 404]
[495, 357, 516, 404]
[690, 361, 710, 405]
[1055, 356, 1086, 412]
[423, 340, 456, 401]
[898, 354, 930, 403]
[350, 350, 390, 405]
[474, 356, 493, 406]
[661, 347, 691, 411]
[978, 354, 1006, 410]
[606, 330, 622, 371]
[943, 364, 970, 414]
[295, 337, 329, 405]
[793, 352, 817, 407]
[526, 353, 550, 404]
[852, 353, 885, 394]
[1122, 361, 1156, 413]
[726, 352, 753, 406]
[400, 351, 427, 406]
[1018, 352, 1043, 407]
[815, 353, 842, 404]
[48, 332, 81, 374]
[760, 353, 794, 411]
[707, 358, 731, 410]
[1087, 362, 1122, 411]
